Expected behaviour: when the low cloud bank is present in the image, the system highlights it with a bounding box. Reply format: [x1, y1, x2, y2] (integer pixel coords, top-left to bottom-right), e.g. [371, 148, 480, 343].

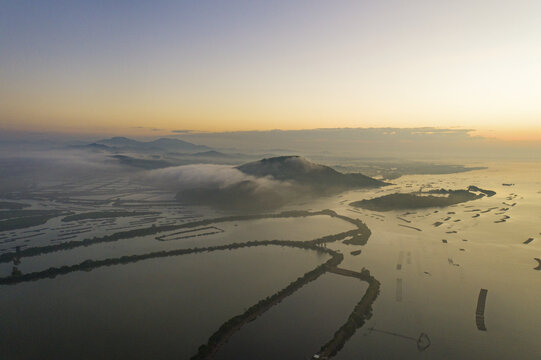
[0, 149, 126, 191]
[145, 164, 304, 210]
[145, 164, 255, 190]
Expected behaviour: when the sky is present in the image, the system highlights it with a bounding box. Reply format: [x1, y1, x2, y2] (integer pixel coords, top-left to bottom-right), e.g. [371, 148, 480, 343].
[1, 0, 541, 140]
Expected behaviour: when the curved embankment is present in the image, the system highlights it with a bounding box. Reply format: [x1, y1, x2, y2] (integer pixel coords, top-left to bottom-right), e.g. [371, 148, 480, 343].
[317, 267, 381, 358]
[0, 209, 368, 264]
[191, 263, 380, 360]
[0, 240, 335, 285]
[0, 209, 377, 360]
[0, 230, 376, 359]
[534, 258, 541, 271]
[191, 247, 344, 360]
[190, 254, 378, 359]
[0, 219, 366, 286]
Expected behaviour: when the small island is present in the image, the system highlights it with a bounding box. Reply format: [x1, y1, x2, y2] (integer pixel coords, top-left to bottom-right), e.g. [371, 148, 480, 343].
[0, 210, 65, 231]
[467, 185, 496, 197]
[350, 187, 495, 212]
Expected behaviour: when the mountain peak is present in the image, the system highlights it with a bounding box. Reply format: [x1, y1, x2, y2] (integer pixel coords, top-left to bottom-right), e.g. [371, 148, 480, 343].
[237, 156, 386, 188]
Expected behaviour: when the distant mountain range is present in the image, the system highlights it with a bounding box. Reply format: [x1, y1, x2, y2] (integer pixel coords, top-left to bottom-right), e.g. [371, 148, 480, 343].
[90, 137, 211, 153]
[237, 156, 387, 189]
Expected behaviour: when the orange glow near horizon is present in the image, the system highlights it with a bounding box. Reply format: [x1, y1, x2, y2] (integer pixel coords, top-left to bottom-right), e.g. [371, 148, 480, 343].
[3, 116, 541, 143]
[1, 1, 541, 143]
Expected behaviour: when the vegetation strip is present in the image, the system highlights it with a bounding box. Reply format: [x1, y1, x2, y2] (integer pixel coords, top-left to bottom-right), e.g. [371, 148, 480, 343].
[398, 224, 422, 231]
[155, 226, 224, 241]
[0, 240, 335, 285]
[1, 224, 363, 284]
[191, 248, 344, 360]
[317, 267, 381, 358]
[476, 289, 488, 331]
[61, 211, 160, 222]
[191, 261, 380, 359]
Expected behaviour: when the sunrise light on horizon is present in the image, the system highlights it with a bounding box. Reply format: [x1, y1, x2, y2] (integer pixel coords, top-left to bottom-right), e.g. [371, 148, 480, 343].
[1, 1, 541, 141]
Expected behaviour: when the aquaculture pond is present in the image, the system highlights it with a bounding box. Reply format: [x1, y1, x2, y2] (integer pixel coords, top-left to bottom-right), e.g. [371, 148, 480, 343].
[0, 246, 329, 360]
[214, 272, 368, 360]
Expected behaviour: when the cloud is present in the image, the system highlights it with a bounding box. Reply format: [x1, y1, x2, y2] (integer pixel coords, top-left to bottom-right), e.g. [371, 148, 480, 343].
[0, 149, 119, 171]
[0, 148, 128, 191]
[144, 164, 301, 210]
[132, 126, 163, 131]
[173, 127, 513, 158]
[145, 164, 296, 191]
[145, 164, 250, 189]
